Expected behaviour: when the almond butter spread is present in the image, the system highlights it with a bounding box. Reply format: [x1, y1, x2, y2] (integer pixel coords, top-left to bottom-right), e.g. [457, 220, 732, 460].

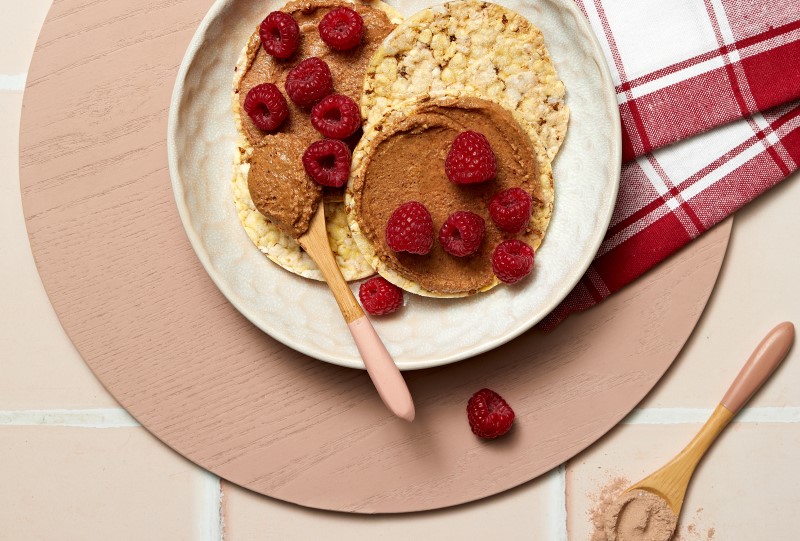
[351, 97, 543, 294]
[238, 0, 395, 237]
[247, 135, 319, 238]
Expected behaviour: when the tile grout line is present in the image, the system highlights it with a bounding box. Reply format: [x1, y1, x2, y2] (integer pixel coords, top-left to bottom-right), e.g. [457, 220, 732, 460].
[199, 473, 223, 541]
[4, 407, 800, 428]
[0, 72, 27, 92]
[552, 465, 568, 541]
[623, 407, 800, 424]
[0, 408, 139, 428]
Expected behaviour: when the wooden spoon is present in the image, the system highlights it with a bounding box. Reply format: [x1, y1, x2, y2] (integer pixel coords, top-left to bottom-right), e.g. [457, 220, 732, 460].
[297, 204, 415, 421]
[605, 322, 794, 540]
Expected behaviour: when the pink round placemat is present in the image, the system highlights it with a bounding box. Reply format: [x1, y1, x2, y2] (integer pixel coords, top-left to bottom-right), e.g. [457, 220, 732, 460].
[20, 0, 732, 513]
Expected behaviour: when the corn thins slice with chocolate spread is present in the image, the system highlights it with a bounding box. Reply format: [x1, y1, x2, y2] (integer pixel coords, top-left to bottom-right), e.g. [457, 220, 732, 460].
[347, 96, 552, 297]
[231, 0, 403, 282]
[346, 0, 566, 297]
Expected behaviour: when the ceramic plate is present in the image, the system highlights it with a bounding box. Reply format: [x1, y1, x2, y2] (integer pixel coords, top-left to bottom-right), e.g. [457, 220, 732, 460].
[167, 0, 621, 370]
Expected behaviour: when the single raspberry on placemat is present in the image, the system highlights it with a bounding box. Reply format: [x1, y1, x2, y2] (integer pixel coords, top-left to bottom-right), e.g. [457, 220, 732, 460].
[467, 388, 515, 439]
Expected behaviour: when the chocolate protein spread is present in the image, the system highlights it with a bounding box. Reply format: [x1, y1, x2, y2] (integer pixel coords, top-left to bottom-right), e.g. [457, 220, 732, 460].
[247, 135, 321, 238]
[351, 97, 543, 294]
[238, 0, 395, 237]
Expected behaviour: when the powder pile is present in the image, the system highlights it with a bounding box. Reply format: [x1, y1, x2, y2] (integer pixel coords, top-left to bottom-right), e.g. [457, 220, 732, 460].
[604, 489, 677, 541]
[589, 477, 630, 541]
[588, 478, 715, 541]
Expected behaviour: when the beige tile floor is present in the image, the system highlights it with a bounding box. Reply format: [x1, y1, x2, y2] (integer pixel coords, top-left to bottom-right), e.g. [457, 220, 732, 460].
[567, 423, 800, 541]
[2, 1, 799, 539]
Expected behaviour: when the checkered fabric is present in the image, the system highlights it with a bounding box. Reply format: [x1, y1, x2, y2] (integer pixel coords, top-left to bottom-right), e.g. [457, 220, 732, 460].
[541, 0, 800, 330]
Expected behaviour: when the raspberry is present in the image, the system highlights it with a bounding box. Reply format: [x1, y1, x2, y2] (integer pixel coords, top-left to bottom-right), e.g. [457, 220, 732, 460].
[243, 83, 289, 132]
[319, 7, 364, 51]
[467, 388, 515, 439]
[385, 202, 434, 255]
[489, 188, 533, 234]
[445, 131, 497, 185]
[302, 140, 351, 187]
[491, 240, 534, 284]
[359, 276, 404, 316]
[259, 11, 300, 59]
[438, 211, 485, 257]
[285, 57, 333, 107]
[311, 94, 361, 139]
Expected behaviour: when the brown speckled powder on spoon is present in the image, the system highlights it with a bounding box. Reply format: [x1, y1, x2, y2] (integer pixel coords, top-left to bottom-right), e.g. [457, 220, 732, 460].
[589, 477, 631, 541]
[588, 478, 719, 541]
[604, 489, 678, 541]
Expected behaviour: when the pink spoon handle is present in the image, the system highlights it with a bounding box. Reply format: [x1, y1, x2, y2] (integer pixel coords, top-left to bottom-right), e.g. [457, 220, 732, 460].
[348, 316, 415, 422]
[721, 322, 794, 414]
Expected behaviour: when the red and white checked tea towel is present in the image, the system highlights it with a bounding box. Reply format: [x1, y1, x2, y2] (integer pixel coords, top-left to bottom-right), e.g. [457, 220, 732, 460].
[541, 0, 800, 329]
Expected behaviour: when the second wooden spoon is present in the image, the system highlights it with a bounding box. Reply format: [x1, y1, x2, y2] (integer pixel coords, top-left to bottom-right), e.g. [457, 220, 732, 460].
[605, 321, 794, 541]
